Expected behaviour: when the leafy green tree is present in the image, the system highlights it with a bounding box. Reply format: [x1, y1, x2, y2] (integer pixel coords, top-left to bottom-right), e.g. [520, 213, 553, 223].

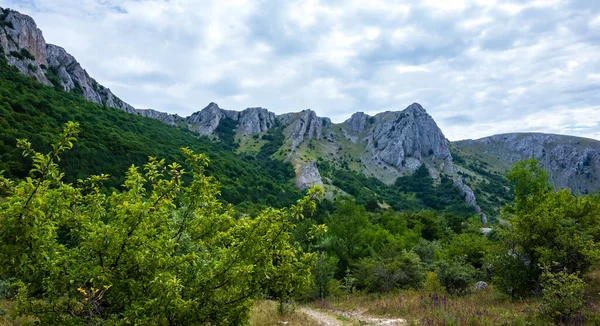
[445, 232, 491, 269]
[493, 158, 600, 297]
[311, 252, 339, 299]
[0, 123, 323, 325]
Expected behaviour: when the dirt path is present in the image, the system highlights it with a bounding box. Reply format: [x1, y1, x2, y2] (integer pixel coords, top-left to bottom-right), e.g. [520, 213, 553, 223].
[298, 308, 344, 325]
[299, 307, 407, 325]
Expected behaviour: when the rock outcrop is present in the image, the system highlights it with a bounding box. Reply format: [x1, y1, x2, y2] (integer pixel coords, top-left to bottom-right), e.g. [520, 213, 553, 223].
[456, 176, 487, 223]
[456, 133, 600, 194]
[0, 7, 135, 113]
[136, 109, 182, 126]
[228, 107, 276, 136]
[345, 112, 370, 134]
[369, 103, 452, 171]
[279, 110, 331, 151]
[295, 161, 324, 190]
[186, 102, 223, 135]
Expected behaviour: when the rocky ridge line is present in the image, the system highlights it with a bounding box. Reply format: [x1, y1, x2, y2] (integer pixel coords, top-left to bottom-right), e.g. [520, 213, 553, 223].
[0, 7, 134, 113]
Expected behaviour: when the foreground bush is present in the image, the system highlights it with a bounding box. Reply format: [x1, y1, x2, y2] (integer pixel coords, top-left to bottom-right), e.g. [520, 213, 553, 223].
[539, 268, 585, 323]
[0, 122, 322, 325]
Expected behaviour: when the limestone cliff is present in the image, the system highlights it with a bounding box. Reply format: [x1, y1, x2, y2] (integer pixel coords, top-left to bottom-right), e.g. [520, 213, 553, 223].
[0, 7, 135, 113]
[455, 133, 600, 195]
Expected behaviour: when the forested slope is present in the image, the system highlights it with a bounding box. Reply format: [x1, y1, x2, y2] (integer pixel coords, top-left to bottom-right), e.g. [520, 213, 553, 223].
[0, 57, 301, 208]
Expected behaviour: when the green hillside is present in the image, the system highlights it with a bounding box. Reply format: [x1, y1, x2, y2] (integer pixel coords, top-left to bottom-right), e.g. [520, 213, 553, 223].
[0, 56, 301, 209]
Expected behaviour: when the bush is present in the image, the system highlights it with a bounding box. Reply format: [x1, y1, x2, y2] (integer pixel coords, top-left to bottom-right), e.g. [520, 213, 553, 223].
[423, 271, 445, 294]
[539, 268, 585, 322]
[436, 259, 475, 295]
[355, 251, 424, 293]
[0, 124, 323, 325]
[0, 278, 17, 299]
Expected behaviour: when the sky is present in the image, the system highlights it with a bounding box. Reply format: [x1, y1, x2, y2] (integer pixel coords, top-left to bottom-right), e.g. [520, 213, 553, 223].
[2, 0, 600, 141]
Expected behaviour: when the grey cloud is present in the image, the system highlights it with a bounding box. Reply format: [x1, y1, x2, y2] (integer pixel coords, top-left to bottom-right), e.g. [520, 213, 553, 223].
[1, 0, 600, 141]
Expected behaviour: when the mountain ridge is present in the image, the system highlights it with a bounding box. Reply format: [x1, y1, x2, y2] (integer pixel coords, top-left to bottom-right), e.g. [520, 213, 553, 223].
[3, 7, 600, 222]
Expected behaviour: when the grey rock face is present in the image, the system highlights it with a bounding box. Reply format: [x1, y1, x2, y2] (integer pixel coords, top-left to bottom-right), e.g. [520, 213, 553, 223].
[280, 110, 330, 151]
[236, 107, 276, 136]
[459, 133, 600, 194]
[456, 176, 487, 223]
[136, 109, 182, 126]
[0, 8, 135, 113]
[0, 8, 49, 84]
[296, 161, 324, 190]
[186, 102, 222, 136]
[345, 112, 370, 134]
[370, 103, 451, 170]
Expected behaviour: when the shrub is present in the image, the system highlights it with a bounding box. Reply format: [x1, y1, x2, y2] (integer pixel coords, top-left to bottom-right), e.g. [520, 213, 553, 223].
[423, 271, 446, 294]
[0, 278, 17, 299]
[355, 251, 424, 293]
[539, 268, 585, 323]
[436, 259, 475, 295]
[20, 48, 35, 60]
[0, 123, 323, 325]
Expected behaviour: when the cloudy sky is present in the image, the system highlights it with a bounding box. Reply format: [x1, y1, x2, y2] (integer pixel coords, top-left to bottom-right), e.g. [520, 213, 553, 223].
[2, 0, 600, 140]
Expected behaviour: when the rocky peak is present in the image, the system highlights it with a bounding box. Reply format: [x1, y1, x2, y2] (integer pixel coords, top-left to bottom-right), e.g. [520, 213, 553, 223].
[0, 7, 135, 113]
[236, 107, 276, 136]
[186, 103, 223, 135]
[370, 103, 451, 170]
[280, 109, 329, 151]
[345, 112, 370, 134]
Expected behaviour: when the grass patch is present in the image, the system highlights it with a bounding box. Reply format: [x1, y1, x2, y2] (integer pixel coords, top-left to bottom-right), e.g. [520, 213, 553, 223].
[313, 289, 540, 325]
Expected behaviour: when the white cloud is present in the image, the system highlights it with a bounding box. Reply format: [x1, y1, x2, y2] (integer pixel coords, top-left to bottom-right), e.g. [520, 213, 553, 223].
[0, 0, 599, 141]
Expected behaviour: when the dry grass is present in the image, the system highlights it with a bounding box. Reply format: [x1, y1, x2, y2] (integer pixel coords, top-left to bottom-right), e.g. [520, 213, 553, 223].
[250, 300, 321, 326]
[312, 288, 540, 325]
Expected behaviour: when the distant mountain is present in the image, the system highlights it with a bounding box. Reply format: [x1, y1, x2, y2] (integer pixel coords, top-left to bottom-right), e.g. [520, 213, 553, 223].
[2, 7, 599, 222]
[453, 133, 600, 195]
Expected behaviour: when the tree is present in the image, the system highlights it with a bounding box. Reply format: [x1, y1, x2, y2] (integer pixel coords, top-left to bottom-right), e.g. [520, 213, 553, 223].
[0, 122, 323, 325]
[493, 158, 600, 297]
[311, 252, 338, 299]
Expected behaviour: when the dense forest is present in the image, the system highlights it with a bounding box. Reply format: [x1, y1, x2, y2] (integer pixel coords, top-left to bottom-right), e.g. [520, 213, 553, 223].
[2, 53, 600, 325]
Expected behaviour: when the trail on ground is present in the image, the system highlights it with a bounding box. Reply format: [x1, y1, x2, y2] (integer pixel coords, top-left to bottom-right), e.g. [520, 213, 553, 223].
[298, 308, 344, 326]
[299, 307, 407, 325]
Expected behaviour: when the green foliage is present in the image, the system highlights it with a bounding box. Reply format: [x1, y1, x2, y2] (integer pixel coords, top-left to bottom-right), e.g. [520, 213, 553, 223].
[493, 158, 600, 298]
[445, 232, 491, 269]
[436, 259, 476, 295]
[491, 250, 537, 299]
[0, 278, 17, 299]
[395, 165, 476, 215]
[214, 117, 239, 150]
[412, 239, 441, 267]
[311, 252, 339, 299]
[0, 58, 301, 209]
[0, 124, 323, 324]
[505, 158, 552, 213]
[539, 268, 585, 322]
[8, 48, 35, 61]
[423, 271, 446, 294]
[355, 251, 424, 293]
